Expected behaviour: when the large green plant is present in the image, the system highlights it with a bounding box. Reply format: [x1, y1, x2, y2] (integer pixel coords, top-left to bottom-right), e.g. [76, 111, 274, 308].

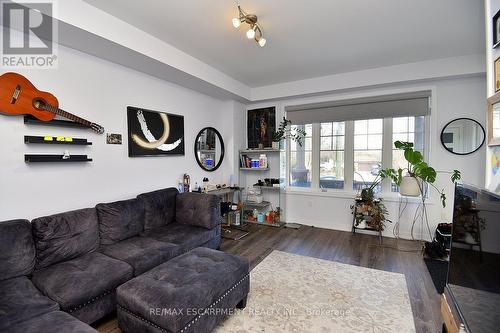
[379, 141, 461, 207]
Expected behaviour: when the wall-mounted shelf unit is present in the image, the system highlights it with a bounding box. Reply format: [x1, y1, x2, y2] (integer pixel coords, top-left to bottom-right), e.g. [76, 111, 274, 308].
[24, 136, 92, 145]
[240, 167, 269, 171]
[25, 154, 93, 163]
[239, 149, 280, 154]
[238, 147, 286, 228]
[24, 115, 88, 129]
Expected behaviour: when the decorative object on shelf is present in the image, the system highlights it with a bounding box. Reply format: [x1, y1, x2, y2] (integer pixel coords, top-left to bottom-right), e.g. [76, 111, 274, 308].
[272, 117, 307, 147]
[194, 127, 224, 171]
[0, 72, 104, 133]
[247, 107, 276, 149]
[378, 141, 461, 240]
[62, 150, 70, 160]
[203, 177, 209, 193]
[440, 118, 485, 155]
[231, 1, 267, 47]
[24, 135, 91, 145]
[183, 173, 191, 193]
[106, 133, 122, 145]
[493, 10, 500, 48]
[127, 106, 184, 157]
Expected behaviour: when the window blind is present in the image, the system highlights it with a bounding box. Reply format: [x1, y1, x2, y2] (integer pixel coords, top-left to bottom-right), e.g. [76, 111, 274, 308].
[286, 91, 431, 125]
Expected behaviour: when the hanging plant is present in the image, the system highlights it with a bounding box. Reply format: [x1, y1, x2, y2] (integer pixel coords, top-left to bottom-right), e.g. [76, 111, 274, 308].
[272, 117, 306, 146]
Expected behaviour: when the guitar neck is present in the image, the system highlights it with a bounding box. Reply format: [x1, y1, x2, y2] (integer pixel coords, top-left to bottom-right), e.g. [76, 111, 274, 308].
[44, 104, 92, 127]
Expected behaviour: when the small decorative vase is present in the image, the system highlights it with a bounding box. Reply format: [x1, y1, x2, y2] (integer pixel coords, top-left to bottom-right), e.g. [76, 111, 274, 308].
[399, 176, 421, 197]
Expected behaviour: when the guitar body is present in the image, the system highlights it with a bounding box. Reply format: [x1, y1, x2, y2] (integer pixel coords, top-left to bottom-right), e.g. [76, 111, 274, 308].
[0, 72, 58, 122]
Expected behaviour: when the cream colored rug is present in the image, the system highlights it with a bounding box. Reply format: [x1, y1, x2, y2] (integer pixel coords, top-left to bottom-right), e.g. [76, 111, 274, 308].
[215, 251, 415, 333]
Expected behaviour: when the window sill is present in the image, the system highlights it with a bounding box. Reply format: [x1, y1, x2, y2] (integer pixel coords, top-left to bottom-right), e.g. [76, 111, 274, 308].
[284, 187, 436, 205]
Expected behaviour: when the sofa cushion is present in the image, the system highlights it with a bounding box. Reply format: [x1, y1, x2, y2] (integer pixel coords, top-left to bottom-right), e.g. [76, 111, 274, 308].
[8, 311, 98, 333]
[0, 219, 35, 281]
[141, 223, 220, 253]
[96, 198, 145, 245]
[137, 187, 178, 230]
[32, 208, 99, 270]
[0, 276, 59, 331]
[32, 252, 133, 312]
[99, 236, 181, 276]
[176, 192, 221, 229]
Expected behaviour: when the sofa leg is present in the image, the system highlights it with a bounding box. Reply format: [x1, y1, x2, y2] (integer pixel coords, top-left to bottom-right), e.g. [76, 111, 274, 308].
[236, 296, 247, 309]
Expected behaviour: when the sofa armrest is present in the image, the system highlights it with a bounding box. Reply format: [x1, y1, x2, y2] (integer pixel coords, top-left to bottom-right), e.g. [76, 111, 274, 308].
[175, 193, 221, 229]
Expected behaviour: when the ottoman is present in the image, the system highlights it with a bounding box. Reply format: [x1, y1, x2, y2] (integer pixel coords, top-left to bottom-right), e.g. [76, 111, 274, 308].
[117, 247, 250, 333]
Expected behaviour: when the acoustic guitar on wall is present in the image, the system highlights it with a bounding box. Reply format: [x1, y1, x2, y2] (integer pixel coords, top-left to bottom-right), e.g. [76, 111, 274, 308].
[0, 72, 104, 134]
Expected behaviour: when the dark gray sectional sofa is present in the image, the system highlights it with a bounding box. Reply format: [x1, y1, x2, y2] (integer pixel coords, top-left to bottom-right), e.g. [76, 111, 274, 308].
[0, 188, 221, 332]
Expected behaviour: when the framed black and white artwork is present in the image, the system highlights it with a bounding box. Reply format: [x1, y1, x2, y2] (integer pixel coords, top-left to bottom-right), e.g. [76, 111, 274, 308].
[127, 106, 185, 157]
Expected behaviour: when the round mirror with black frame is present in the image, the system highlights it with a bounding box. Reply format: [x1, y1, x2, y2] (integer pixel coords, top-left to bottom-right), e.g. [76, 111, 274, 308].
[440, 118, 485, 155]
[194, 127, 224, 171]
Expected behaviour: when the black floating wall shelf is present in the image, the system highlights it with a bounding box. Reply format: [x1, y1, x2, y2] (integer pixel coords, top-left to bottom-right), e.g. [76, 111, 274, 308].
[24, 115, 88, 129]
[25, 155, 93, 163]
[24, 136, 92, 145]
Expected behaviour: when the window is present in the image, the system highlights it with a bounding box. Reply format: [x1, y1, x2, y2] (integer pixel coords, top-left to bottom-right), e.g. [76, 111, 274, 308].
[290, 124, 312, 187]
[320, 122, 345, 189]
[288, 116, 427, 194]
[392, 116, 425, 191]
[353, 119, 383, 191]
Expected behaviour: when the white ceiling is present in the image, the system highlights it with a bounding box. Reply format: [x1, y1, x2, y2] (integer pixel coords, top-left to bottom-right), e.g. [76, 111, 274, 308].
[82, 0, 485, 88]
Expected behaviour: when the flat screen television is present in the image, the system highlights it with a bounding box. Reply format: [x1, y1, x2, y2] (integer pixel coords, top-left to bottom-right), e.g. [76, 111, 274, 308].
[447, 183, 500, 333]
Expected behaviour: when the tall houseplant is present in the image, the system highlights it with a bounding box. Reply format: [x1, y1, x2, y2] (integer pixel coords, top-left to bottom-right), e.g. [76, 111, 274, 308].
[379, 141, 461, 207]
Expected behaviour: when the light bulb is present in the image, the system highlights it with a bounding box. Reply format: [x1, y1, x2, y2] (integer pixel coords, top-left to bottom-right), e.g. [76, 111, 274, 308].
[232, 17, 241, 28]
[246, 27, 256, 39]
[258, 37, 267, 47]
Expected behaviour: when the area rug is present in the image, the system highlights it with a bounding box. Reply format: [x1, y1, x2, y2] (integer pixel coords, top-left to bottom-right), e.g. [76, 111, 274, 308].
[215, 251, 415, 333]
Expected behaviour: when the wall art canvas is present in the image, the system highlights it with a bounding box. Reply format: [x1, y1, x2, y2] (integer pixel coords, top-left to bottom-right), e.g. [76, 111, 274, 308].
[127, 106, 185, 157]
[247, 106, 276, 149]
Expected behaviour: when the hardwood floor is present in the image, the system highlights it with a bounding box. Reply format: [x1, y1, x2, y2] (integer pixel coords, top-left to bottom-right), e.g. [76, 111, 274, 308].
[95, 225, 441, 333]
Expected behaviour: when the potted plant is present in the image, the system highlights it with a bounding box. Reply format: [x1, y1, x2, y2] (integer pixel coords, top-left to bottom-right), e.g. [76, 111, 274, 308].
[272, 117, 306, 149]
[351, 175, 391, 231]
[379, 141, 461, 207]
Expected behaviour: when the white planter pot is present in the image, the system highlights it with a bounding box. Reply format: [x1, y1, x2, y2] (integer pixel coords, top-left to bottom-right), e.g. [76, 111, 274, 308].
[356, 220, 367, 229]
[400, 176, 421, 197]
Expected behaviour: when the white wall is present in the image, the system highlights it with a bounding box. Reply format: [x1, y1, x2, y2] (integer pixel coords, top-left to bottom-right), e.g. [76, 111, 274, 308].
[0, 44, 237, 221]
[245, 76, 487, 240]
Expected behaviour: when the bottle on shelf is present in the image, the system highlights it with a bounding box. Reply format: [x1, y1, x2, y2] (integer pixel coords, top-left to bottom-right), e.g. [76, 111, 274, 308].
[183, 173, 191, 193]
[259, 154, 268, 168]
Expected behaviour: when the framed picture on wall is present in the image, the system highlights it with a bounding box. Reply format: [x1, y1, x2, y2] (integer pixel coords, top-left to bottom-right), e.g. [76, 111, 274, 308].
[494, 10, 500, 48]
[488, 93, 500, 146]
[495, 57, 500, 92]
[247, 107, 276, 149]
[127, 106, 185, 157]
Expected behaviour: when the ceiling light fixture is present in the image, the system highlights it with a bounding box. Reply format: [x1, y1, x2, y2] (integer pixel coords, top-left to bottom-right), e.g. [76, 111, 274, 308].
[232, 3, 267, 47]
